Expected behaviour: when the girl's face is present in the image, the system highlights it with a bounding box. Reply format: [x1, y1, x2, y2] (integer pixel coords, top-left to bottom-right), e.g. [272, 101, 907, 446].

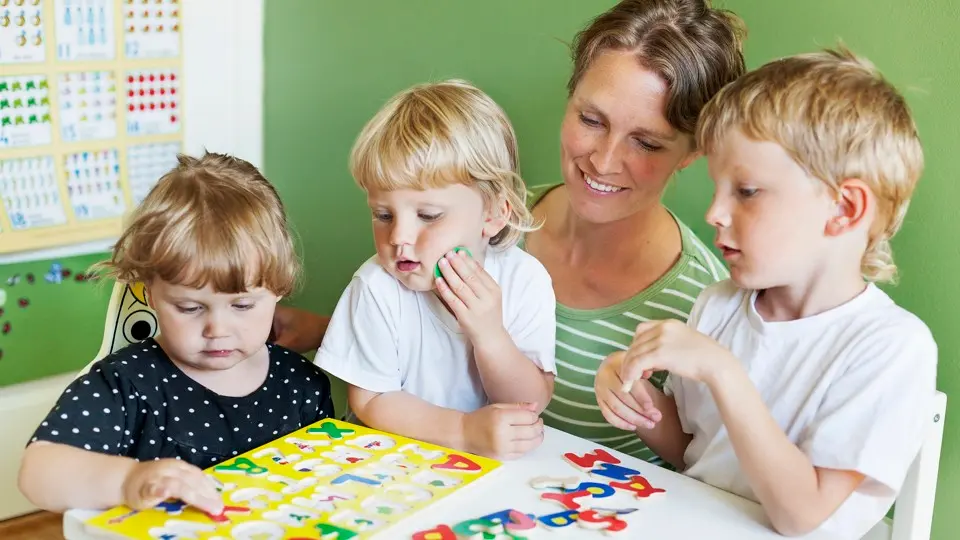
[147, 279, 280, 372]
[367, 183, 506, 292]
[560, 50, 699, 224]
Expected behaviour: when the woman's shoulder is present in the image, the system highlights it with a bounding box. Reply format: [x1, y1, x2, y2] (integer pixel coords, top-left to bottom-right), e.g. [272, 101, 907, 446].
[525, 183, 563, 211]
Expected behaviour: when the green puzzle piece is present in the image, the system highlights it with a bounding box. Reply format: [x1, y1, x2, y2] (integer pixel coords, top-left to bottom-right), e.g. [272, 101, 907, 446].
[212, 457, 268, 476]
[25, 81, 36, 90]
[0, 82, 9, 91]
[12, 81, 22, 91]
[1, 117, 11, 126]
[315, 523, 357, 539]
[38, 79, 48, 89]
[14, 116, 24, 125]
[306, 421, 356, 440]
[0, 99, 9, 109]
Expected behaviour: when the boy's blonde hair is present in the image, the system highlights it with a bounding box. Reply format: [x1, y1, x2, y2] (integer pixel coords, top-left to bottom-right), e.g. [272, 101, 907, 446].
[349, 79, 536, 248]
[697, 47, 924, 283]
[100, 152, 299, 296]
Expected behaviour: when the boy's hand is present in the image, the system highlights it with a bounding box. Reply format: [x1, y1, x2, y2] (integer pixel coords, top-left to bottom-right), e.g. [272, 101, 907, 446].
[596, 351, 662, 431]
[620, 320, 735, 391]
[435, 250, 505, 343]
[461, 402, 544, 460]
[121, 459, 223, 515]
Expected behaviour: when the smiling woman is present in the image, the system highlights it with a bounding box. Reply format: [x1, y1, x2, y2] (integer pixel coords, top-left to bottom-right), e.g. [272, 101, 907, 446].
[520, 0, 746, 463]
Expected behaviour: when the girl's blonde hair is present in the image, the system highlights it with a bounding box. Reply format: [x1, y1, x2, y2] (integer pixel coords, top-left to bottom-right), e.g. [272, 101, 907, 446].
[97, 152, 299, 295]
[349, 79, 537, 248]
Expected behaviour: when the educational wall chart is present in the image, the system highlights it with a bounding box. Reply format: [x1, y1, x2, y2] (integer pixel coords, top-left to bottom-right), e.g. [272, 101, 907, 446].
[0, 0, 183, 255]
[86, 419, 502, 540]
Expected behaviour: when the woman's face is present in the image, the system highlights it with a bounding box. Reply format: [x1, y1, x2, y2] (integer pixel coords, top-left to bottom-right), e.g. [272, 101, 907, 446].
[560, 50, 698, 224]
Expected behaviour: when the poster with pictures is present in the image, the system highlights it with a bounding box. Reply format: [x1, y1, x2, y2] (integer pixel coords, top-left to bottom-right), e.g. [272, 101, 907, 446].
[58, 70, 117, 142]
[64, 149, 126, 220]
[123, 0, 179, 59]
[54, 0, 116, 61]
[125, 69, 179, 136]
[0, 74, 52, 148]
[127, 141, 179, 205]
[0, 155, 68, 230]
[0, 0, 45, 64]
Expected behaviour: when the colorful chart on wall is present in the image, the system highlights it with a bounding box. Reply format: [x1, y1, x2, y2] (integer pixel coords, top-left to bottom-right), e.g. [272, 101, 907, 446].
[0, 0, 183, 254]
[85, 419, 502, 539]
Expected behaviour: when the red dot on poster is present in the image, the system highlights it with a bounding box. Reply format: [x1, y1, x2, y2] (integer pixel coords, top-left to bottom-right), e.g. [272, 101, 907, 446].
[127, 90, 134, 97]
[127, 76, 134, 83]
[160, 102, 166, 109]
[170, 74, 176, 81]
[128, 104, 135, 111]
[160, 88, 166, 95]
[139, 104, 146, 110]
[171, 88, 176, 94]
[139, 89, 145, 96]
[149, 74, 155, 82]
[149, 89, 155, 95]
[171, 115, 177, 123]
[170, 101, 177, 108]
[139, 75, 145, 82]
[149, 103, 155, 110]
[159, 74, 166, 81]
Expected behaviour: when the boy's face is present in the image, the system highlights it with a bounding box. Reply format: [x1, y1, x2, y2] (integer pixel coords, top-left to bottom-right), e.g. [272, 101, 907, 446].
[147, 279, 280, 372]
[366, 183, 504, 292]
[705, 129, 838, 290]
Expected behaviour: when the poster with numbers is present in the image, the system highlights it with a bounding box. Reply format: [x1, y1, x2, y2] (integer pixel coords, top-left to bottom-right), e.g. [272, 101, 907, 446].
[0, 0, 184, 255]
[0, 0, 45, 64]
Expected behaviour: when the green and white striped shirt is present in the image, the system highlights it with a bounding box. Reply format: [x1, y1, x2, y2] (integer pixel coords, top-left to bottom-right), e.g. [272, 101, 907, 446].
[525, 184, 728, 464]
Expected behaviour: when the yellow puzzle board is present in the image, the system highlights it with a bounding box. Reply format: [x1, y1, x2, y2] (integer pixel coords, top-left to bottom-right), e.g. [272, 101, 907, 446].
[86, 419, 502, 539]
[0, 0, 184, 255]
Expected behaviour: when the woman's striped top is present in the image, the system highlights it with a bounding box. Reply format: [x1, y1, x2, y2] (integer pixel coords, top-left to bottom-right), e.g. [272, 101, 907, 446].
[525, 184, 728, 465]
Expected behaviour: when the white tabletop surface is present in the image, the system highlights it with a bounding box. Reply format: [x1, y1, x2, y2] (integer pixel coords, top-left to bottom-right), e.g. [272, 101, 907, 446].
[64, 426, 842, 539]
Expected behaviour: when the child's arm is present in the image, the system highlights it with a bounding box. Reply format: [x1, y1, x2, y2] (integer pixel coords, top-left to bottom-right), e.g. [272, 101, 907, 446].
[435, 250, 555, 409]
[595, 351, 691, 468]
[705, 364, 864, 536]
[19, 442, 222, 514]
[349, 385, 543, 460]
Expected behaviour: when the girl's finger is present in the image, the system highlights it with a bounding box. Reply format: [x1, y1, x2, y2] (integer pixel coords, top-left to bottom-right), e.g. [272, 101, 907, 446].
[435, 277, 468, 315]
[438, 256, 478, 306]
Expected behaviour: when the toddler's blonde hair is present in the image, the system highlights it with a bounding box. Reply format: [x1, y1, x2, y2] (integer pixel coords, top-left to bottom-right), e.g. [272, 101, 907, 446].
[697, 46, 924, 283]
[349, 79, 537, 248]
[99, 152, 299, 296]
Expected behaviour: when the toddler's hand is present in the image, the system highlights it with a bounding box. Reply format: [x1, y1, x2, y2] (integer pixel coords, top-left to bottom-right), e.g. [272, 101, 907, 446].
[462, 402, 544, 460]
[121, 459, 223, 515]
[620, 320, 732, 391]
[596, 351, 661, 431]
[435, 250, 504, 343]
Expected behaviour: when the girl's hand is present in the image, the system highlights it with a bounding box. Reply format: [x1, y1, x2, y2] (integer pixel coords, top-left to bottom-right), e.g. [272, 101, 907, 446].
[596, 351, 662, 431]
[435, 250, 505, 343]
[461, 402, 544, 460]
[121, 459, 223, 515]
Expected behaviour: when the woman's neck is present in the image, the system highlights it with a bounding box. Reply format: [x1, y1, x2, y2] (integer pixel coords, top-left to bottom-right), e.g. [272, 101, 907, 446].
[559, 200, 677, 267]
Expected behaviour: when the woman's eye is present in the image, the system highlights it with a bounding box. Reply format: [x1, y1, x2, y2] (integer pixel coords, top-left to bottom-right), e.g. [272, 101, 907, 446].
[634, 138, 662, 152]
[419, 213, 442, 222]
[579, 113, 601, 127]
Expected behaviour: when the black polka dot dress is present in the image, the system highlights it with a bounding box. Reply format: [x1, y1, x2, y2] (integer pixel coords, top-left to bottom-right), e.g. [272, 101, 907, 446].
[30, 339, 335, 468]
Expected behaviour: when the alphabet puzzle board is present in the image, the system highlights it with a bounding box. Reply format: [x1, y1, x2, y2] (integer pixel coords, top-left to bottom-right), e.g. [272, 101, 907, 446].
[84, 419, 502, 539]
[0, 0, 183, 254]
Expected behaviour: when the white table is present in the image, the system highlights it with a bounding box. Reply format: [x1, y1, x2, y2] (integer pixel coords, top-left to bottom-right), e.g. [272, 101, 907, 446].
[64, 426, 842, 539]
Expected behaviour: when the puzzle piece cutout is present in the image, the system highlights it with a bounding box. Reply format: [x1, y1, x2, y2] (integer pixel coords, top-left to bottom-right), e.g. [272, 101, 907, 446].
[306, 421, 355, 440]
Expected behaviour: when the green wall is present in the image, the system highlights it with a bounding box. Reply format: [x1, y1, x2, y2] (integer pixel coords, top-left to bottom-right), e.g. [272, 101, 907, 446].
[263, 1, 958, 538]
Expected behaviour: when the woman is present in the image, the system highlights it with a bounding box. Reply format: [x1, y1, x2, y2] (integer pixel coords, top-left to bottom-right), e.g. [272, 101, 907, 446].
[273, 0, 746, 465]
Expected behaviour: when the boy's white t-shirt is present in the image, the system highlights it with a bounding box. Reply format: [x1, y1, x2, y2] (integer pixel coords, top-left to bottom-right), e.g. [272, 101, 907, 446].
[667, 280, 938, 540]
[316, 246, 557, 414]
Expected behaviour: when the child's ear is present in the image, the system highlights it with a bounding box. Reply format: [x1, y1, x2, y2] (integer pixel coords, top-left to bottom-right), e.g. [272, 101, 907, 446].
[481, 196, 510, 239]
[143, 284, 155, 309]
[825, 179, 872, 237]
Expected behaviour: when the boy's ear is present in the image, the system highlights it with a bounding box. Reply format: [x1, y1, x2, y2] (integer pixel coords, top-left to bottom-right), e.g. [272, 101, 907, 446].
[825, 179, 872, 237]
[482, 196, 510, 239]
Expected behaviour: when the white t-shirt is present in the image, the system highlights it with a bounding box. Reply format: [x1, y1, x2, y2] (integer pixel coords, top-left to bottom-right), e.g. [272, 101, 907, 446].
[315, 246, 557, 414]
[666, 280, 938, 539]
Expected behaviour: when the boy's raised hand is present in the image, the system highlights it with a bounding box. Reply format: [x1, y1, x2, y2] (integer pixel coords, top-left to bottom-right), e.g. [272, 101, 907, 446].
[620, 320, 734, 392]
[434, 249, 504, 343]
[461, 402, 544, 460]
[122, 459, 224, 515]
[596, 351, 662, 431]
